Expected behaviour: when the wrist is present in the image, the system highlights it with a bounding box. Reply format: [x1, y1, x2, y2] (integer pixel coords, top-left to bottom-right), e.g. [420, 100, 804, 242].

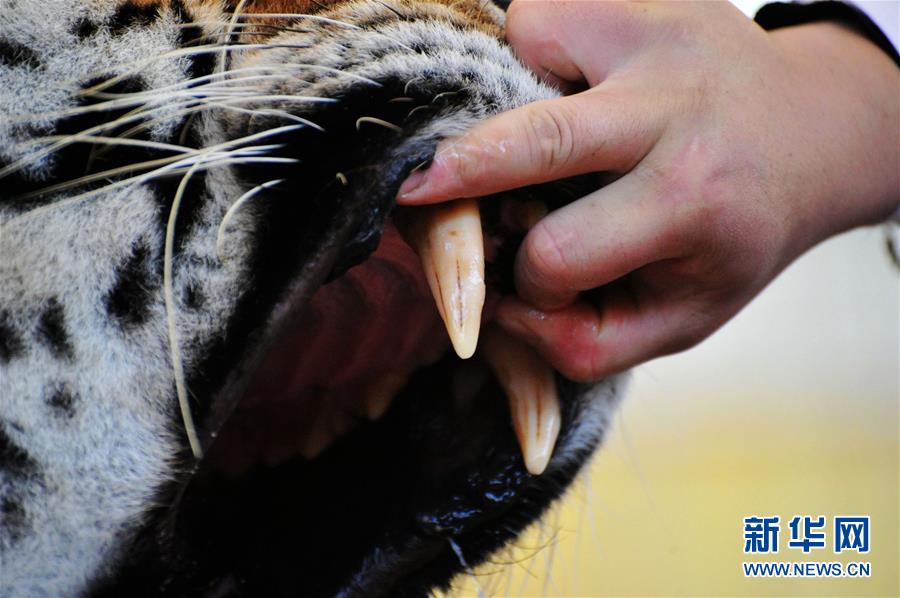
[769, 22, 899, 250]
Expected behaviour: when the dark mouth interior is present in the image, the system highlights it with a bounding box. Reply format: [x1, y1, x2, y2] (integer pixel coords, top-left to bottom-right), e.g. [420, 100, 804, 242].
[164, 180, 595, 597]
[204, 222, 457, 475]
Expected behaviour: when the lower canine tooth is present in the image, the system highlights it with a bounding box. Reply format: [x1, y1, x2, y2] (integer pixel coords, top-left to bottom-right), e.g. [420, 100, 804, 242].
[406, 199, 485, 359]
[481, 328, 561, 475]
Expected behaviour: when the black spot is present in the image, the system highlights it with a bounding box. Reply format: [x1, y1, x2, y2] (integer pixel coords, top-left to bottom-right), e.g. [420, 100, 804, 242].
[0, 39, 41, 69]
[0, 425, 37, 478]
[106, 243, 158, 328]
[0, 497, 27, 544]
[36, 299, 74, 360]
[110, 2, 160, 35]
[184, 282, 205, 310]
[72, 17, 99, 39]
[46, 384, 78, 419]
[0, 311, 24, 363]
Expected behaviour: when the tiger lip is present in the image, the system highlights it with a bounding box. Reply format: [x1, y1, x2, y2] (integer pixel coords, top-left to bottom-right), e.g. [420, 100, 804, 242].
[402, 198, 561, 475]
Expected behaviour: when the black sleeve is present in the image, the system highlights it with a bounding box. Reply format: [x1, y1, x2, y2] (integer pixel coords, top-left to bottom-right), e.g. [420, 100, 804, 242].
[755, 1, 900, 67]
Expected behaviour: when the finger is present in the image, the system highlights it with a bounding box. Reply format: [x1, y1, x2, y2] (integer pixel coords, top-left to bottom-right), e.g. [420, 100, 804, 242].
[506, 0, 651, 87]
[495, 291, 712, 383]
[513, 171, 678, 310]
[396, 90, 663, 204]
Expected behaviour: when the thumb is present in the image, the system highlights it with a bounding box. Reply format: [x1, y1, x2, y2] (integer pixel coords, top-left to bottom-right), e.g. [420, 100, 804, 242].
[396, 89, 661, 205]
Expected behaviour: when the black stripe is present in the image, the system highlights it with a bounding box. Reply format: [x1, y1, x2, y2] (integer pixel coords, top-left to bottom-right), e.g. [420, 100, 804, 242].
[0, 311, 24, 363]
[170, 0, 217, 81]
[0, 425, 37, 478]
[36, 299, 75, 360]
[0, 497, 27, 544]
[105, 242, 158, 328]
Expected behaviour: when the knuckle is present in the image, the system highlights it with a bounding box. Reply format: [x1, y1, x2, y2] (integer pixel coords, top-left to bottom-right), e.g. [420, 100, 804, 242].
[523, 219, 574, 286]
[448, 143, 486, 188]
[525, 103, 577, 174]
[638, 138, 742, 250]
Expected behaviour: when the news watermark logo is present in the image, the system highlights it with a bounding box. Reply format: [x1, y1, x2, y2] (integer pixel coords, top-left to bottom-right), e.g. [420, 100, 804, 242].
[742, 515, 871, 577]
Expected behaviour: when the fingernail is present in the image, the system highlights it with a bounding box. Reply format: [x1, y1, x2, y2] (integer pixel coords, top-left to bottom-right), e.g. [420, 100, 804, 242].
[397, 168, 429, 200]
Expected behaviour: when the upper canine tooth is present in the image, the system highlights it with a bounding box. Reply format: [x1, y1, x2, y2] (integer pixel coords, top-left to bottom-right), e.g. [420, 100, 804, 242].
[407, 199, 485, 359]
[480, 328, 560, 475]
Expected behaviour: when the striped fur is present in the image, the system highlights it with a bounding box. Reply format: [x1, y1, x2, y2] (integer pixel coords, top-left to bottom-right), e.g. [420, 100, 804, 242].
[0, 1, 624, 595]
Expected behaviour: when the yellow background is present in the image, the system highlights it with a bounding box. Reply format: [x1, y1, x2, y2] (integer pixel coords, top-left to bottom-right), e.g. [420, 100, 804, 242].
[447, 225, 899, 596]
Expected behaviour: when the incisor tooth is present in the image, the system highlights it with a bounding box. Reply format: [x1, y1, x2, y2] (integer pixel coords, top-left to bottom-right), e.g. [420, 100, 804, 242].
[407, 199, 485, 359]
[361, 372, 406, 420]
[481, 328, 561, 475]
[299, 410, 331, 460]
[299, 397, 355, 460]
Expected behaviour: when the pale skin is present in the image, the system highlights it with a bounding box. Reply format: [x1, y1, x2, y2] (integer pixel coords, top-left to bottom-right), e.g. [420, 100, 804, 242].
[397, 0, 899, 382]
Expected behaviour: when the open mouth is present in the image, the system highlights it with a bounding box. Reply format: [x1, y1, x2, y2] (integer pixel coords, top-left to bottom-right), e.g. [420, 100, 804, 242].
[172, 175, 606, 597]
[210, 196, 563, 477]
[86, 4, 624, 596]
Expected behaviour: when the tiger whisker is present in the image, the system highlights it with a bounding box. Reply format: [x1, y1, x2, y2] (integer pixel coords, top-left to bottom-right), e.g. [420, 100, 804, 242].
[70, 42, 318, 97]
[212, 103, 325, 131]
[79, 64, 310, 99]
[432, 91, 460, 103]
[3, 153, 298, 228]
[114, 99, 324, 146]
[11, 124, 303, 198]
[65, 65, 370, 121]
[14, 135, 193, 155]
[79, 95, 324, 156]
[1, 94, 326, 179]
[222, 13, 361, 30]
[8, 90, 256, 124]
[406, 104, 433, 119]
[215, 178, 286, 262]
[356, 116, 403, 133]
[164, 161, 205, 459]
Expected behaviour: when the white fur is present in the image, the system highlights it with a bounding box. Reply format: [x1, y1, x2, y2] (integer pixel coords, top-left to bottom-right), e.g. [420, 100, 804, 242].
[0, 1, 623, 595]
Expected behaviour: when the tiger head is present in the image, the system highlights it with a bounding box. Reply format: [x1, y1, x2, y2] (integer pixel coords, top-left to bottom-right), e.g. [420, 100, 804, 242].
[0, 1, 625, 595]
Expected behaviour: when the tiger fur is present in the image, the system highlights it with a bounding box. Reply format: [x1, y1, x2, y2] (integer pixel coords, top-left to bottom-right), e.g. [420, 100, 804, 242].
[0, 1, 625, 595]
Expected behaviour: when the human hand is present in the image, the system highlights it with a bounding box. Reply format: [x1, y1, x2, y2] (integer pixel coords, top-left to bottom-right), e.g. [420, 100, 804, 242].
[397, 0, 899, 382]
